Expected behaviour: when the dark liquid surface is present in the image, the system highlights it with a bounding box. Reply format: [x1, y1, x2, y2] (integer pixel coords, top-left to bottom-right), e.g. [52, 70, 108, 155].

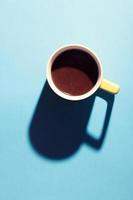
[51, 49, 98, 96]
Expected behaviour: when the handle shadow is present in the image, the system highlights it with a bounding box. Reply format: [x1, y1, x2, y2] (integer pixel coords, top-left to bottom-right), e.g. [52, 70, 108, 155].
[84, 89, 115, 150]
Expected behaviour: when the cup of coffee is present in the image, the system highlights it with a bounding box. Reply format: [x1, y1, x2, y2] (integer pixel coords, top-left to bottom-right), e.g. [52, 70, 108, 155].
[46, 44, 120, 101]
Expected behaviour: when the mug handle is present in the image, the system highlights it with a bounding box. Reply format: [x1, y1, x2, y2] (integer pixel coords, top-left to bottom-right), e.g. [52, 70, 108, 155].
[100, 79, 120, 94]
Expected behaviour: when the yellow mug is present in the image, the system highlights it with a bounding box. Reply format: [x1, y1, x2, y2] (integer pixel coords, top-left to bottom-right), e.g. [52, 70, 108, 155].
[47, 44, 120, 101]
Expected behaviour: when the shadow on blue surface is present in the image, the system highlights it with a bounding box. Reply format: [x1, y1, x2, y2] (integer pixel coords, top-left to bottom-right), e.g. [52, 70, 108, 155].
[29, 81, 114, 160]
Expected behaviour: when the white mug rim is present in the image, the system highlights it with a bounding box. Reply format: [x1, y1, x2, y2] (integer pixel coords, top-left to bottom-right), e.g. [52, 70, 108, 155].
[46, 44, 103, 101]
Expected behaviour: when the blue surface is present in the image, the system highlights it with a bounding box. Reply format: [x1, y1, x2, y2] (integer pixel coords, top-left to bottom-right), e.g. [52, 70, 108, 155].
[0, 0, 133, 200]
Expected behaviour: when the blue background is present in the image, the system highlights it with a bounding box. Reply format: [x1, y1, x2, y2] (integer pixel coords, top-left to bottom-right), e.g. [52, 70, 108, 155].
[0, 0, 133, 199]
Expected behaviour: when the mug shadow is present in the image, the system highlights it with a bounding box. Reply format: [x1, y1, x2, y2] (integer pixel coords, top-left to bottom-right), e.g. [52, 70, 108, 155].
[29, 81, 114, 160]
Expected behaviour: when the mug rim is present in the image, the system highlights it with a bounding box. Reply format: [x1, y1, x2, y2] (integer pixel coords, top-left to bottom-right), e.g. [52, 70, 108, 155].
[46, 44, 103, 101]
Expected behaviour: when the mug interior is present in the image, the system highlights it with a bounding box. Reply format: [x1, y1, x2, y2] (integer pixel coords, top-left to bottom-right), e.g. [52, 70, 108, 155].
[47, 44, 103, 101]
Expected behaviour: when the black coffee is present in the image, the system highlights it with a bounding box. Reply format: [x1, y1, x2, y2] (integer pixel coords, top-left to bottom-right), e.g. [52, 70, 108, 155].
[51, 49, 98, 96]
